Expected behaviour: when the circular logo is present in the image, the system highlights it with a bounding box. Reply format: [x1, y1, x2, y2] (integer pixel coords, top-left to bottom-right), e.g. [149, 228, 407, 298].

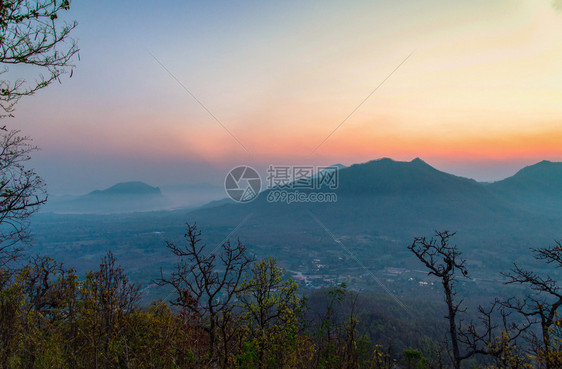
[225, 166, 261, 203]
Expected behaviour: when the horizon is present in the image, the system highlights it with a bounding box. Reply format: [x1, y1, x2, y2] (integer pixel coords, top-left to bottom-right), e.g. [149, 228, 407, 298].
[51, 156, 558, 197]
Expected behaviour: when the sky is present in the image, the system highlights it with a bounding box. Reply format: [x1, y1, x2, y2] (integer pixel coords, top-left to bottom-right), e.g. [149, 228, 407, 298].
[8, 0, 562, 194]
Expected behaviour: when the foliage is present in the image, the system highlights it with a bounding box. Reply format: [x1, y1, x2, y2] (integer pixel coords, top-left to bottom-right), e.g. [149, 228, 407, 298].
[0, 225, 561, 368]
[237, 256, 309, 368]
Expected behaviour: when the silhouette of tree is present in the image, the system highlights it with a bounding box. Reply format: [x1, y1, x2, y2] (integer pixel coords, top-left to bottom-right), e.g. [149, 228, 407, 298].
[409, 231, 529, 368]
[156, 222, 254, 363]
[0, 0, 78, 263]
[503, 240, 562, 368]
[0, 0, 78, 118]
[0, 129, 46, 264]
[408, 231, 469, 369]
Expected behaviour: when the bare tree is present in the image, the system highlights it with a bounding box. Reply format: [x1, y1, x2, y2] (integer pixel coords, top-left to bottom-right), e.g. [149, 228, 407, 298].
[408, 231, 469, 369]
[20, 255, 76, 314]
[0, 129, 45, 264]
[0, 0, 78, 263]
[156, 222, 254, 361]
[0, 0, 78, 118]
[409, 231, 528, 368]
[457, 299, 531, 368]
[502, 241, 562, 369]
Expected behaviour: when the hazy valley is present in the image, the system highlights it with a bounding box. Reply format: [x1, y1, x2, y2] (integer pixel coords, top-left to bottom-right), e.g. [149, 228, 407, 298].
[32, 158, 562, 304]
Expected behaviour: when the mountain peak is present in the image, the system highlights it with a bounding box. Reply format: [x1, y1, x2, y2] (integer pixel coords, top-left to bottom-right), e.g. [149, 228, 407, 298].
[90, 181, 161, 196]
[490, 160, 562, 195]
[489, 160, 562, 214]
[336, 157, 481, 196]
[514, 160, 562, 177]
[363, 157, 429, 166]
[411, 157, 426, 164]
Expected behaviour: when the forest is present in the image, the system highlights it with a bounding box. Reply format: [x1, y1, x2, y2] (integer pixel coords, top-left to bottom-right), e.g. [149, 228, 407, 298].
[1, 223, 562, 368]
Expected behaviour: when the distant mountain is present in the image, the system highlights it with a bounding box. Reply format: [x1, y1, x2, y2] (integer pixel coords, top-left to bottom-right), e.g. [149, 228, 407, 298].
[489, 160, 562, 194]
[335, 158, 482, 195]
[87, 182, 162, 196]
[309, 164, 347, 182]
[187, 158, 547, 264]
[489, 160, 562, 215]
[46, 181, 170, 214]
[32, 158, 562, 284]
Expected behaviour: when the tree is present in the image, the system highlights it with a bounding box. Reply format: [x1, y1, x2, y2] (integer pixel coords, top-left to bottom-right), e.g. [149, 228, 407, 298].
[0, 0, 78, 262]
[403, 349, 427, 369]
[0, 0, 78, 118]
[0, 255, 78, 368]
[237, 257, 307, 369]
[156, 222, 254, 364]
[0, 129, 46, 264]
[313, 283, 350, 368]
[408, 231, 528, 369]
[79, 251, 140, 369]
[310, 283, 364, 369]
[123, 300, 199, 369]
[408, 231, 469, 369]
[503, 241, 562, 368]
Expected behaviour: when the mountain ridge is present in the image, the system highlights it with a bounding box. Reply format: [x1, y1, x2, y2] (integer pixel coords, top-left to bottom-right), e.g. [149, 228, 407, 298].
[488, 160, 562, 215]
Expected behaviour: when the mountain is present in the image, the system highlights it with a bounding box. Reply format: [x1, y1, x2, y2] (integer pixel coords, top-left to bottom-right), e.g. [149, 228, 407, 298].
[46, 182, 170, 214]
[488, 160, 562, 216]
[187, 158, 555, 270]
[88, 182, 162, 196]
[198, 157, 516, 223]
[335, 158, 482, 195]
[31, 158, 562, 286]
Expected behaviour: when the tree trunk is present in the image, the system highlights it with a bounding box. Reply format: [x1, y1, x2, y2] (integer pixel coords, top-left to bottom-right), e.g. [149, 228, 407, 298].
[444, 280, 461, 369]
